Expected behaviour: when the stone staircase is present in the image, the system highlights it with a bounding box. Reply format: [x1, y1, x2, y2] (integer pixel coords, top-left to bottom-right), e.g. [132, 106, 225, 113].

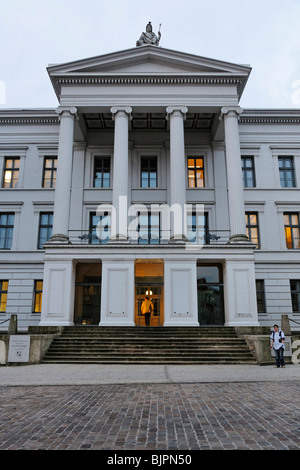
[42, 326, 257, 364]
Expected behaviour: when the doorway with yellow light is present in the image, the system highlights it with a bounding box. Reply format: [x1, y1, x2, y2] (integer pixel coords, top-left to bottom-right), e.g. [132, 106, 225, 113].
[135, 260, 164, 327]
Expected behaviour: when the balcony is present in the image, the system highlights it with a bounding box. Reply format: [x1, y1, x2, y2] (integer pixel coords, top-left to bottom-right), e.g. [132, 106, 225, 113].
[68, 229, 231, 246]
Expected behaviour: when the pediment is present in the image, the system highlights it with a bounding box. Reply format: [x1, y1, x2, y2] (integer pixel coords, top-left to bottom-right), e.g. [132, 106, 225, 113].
[48, 45, 250, 76]
[48, 45, 251, 100]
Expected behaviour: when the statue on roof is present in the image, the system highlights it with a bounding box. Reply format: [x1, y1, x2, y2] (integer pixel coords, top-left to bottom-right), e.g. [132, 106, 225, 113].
[136, 22, 161, 47]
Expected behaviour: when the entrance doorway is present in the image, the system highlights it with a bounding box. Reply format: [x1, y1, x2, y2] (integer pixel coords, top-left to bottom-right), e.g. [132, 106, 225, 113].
[135, 260, 164, 327]
[197, 264, 224, 325]
[74, 263, 101, 325]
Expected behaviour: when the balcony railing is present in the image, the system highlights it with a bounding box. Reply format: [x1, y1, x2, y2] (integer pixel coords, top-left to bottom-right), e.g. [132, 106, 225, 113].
[68, 229, 231, 246]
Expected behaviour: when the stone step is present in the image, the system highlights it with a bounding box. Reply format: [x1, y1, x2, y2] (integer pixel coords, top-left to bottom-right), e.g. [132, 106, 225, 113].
[42, 326, 257, 364]
[61, 326, 237, 333]
[42, 357, 256, 364]
[47, 350, 252, 358]
[46, 338, 250, 345]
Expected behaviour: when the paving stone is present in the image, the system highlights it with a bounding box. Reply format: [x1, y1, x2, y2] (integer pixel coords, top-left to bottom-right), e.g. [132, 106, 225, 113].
[0, 382, 299, 450]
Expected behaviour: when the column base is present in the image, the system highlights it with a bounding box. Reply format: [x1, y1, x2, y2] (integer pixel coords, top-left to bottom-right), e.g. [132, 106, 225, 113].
[229, 234, 249, 243]
[169, 235, 188, 244]
[50, 233, 70, 243]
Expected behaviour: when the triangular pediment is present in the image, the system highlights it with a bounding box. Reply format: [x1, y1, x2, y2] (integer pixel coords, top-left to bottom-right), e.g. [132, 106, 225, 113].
[48, 45, 251, 76]
[48, 45, 251, 101]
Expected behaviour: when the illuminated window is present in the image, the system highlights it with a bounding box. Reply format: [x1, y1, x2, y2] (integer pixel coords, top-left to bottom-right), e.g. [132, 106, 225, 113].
[187, 157, 205, 188]
[0, 280, 8, 313]
[284, 213, 300, 249]
[245, 213, 260, 248]
[0, 213, 14, 249]
[42, 157, 57, 188]
[33, 280, 43, 313]
[279, 157, 295, 188]
[2, 157, 20, 188]
[38, 213, 53, 249]
[141, 157, 157, 188]
[94, 157, 110, 188]
[242, 156, 256, 187]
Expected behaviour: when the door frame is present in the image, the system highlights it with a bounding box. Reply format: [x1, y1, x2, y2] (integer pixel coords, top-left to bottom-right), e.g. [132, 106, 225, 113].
[134, 259, 164, 327]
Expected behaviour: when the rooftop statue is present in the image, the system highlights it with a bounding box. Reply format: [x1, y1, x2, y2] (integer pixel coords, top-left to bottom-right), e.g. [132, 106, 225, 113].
[136, 22, 161, 47]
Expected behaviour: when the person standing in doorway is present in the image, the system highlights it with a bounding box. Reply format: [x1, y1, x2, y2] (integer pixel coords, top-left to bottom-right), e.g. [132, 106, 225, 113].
[270, 324, 286, 368]
[141, 296, 153, 326]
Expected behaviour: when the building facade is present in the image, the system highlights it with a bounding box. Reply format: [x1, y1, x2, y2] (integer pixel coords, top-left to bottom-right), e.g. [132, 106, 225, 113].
[0, 42, 300, 331]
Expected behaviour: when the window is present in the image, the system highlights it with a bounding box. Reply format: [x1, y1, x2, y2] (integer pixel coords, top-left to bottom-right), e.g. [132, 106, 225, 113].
[245, 213, 260, 248]
[187, 211, 208, 244]
[89, 212, 110, 244]
[290, 280, 300, 312]
[33, 280, 43, 313]
[0, 213, 14, 249]
[42, 157, 57, 188]
[38, 213, 53, 249]
[187, 157, 205, 188]
[2, 157, 20, 188]
[242, 156, 256, 188]
[138, 212, 160, 244]
[0, 280, 8, 313]
[256, 280, 266, 313]
[141, 156, 157, 188]
[284, 213, 300, 249]
[279, 157, 295, 188]
[94, 157, 110, 188]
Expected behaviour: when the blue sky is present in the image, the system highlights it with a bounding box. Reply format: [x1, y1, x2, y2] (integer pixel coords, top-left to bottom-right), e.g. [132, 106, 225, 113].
[1, 0, 300, 109]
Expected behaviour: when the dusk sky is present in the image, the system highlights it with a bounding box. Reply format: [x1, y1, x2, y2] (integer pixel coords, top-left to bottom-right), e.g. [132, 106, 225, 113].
[1, 0, 300, 109]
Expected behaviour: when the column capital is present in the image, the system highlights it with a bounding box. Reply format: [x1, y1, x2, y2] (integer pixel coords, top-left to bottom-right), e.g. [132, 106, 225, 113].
[111, 106, 132, 120]
[166, 106, 188, 120]
[55, 106, 77, 119]
[221, 106, 243, 119]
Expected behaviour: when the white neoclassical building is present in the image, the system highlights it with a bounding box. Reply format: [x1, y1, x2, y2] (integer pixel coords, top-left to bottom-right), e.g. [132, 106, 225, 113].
[1, 32, 300, 332]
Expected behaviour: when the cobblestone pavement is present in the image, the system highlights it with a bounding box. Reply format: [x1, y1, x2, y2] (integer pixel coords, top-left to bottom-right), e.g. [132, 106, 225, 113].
[0, 381, 299, 451]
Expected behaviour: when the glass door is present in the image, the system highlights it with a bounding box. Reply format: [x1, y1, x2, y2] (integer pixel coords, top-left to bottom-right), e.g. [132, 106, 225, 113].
[135, 260, 164, 327]
[74, 263, 101, 325]
[197, 264, 224, 325]
[135, 285, 163, 327]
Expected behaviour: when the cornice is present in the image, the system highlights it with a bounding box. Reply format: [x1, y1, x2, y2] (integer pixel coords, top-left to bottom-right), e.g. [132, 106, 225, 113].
[0, 110, 59, 125]
[240, 109, 300, 124]
[52, 74, 245, 95]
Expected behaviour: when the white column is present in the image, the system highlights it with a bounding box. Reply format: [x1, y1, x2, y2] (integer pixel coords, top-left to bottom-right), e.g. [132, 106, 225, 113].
[166, 106, 188, 240]
[111, 106, 132, 241]
[221, 106, 248, 242]
[51, 106, 77, 242]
